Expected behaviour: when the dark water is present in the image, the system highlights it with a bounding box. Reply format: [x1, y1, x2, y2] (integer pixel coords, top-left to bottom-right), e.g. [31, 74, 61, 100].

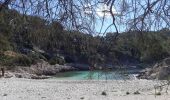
[53, 70, 139, 80]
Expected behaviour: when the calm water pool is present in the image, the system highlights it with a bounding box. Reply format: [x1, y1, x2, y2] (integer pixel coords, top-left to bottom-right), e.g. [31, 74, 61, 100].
[53, 70, 139, 80]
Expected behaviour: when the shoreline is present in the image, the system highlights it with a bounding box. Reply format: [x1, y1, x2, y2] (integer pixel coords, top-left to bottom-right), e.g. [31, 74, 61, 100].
[2, 67, 142, 79]
[0, 78, 170, 100]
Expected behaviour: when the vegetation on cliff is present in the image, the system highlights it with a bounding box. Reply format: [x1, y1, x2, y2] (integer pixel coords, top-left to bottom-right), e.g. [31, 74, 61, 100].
[0, 9, 170, 69]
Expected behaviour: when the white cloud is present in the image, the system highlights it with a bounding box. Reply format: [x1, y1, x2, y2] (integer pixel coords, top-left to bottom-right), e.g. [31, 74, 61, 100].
[83, 3, 120, 17]
[84, 3, 93, 14]
[96, 4, 120, 18]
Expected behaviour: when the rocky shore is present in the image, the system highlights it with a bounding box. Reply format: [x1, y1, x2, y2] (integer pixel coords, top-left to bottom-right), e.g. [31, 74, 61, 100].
[138, 57, 170, 80]
[2, 60, 76, 79]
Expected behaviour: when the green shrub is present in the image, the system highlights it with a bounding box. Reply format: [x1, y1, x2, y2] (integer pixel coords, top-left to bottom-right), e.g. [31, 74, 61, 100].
[14, 55, 32, 66]
[101, 91, 107, 96]
[28, 52, 47, 64]
[0, 34, 11, 51]
[126, 91, 130, 95]
[0, 53, 32, 67]
[155, 92, 161, 95]
[0, 52, 12, 66]
[49, 56, 65, 65]
[133, 91, 140, 95]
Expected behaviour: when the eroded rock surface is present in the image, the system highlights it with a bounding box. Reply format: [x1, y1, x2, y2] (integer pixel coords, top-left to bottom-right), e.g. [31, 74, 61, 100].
[4, 60, 76, 79]
[138, 57, 170, 80]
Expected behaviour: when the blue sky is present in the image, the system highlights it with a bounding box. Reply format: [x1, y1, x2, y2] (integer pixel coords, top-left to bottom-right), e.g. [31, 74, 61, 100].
[7, 0, 125, 35]
[93, 4, 126, 35]
[7, 0, 168, 35]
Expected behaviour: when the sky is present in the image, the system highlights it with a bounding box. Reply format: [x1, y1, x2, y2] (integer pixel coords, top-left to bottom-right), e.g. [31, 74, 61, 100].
[83, 3, 121, 34]
[92, 3, 126, 35]
[93, 0, 169, 35]
[6, 0, 125, 35]
[6, 0, 169, 33]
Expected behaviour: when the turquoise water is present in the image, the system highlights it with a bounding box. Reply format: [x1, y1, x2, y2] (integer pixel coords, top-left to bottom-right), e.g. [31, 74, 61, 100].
[53, 70, 139, 80]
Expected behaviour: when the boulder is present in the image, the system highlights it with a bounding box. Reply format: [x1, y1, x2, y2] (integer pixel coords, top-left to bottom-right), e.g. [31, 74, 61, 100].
[163, 57, 170, 65]
[138, 57, 170, 80]
[4, 72, 14, 78]
[13, 60, 76, 77]
[157, 66, 170, 80]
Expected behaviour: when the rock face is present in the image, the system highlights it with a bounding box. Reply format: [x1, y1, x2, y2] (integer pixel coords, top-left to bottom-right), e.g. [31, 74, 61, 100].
[138, 57, 170, 80]
[8, 60, 76, 79]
